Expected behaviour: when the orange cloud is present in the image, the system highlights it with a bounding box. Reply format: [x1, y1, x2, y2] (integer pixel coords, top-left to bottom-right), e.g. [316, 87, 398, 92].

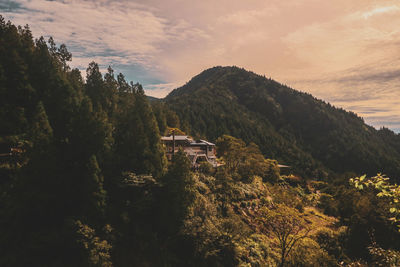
[2, 0, 399, 131]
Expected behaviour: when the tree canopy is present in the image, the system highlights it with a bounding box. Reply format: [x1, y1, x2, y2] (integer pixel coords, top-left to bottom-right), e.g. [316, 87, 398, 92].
[1, 17, 400, 266]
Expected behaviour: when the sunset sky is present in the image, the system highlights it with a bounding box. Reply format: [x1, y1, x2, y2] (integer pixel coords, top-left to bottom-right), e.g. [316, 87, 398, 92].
[1, 0, 399, 132]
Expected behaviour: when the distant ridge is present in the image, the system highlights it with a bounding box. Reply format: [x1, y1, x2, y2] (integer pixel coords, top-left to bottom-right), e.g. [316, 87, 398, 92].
[146, 95, 160, 102]
[164, 66, 400, 180]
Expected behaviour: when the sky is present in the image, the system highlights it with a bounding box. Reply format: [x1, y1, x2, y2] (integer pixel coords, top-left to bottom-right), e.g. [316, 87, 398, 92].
[1, 0, 399, 132]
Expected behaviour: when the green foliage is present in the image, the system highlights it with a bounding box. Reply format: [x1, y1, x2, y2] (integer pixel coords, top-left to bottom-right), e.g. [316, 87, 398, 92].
[84, 155, 107, 218]
[255, 204, 311, 267]
[113, 78, 167, 177]
[161, 151, 196, 233]
[165, 126, 185, 136]
[350, 174, 400, 231]
[315, 227, 347, 261]
[216, 135, 280, 182]
[368, 240, 400, 267]
[2, 17, 400, 267]
[166, 66, 400, 179]
[29, 101, 53, 144]
[289, 237, 337, 266]
[151, 101, 184, 135]
[235, 234, 278, 266]
[0, 17, 166, 266]
[75, 220, 113, 267]
[199, 161, 214, 174]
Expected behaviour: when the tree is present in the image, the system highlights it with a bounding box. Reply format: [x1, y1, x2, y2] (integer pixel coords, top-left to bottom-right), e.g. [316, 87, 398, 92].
[256, 204, 310, 267]
[165, 127, 185, 136]
[350, 174, 400, 231]
[57, 44, 72, 71]
[30, 101, 53, 145]
[216, 135, 246, 173]
[81, 155, 107, 219]
[74, 220, 113, 267]
[85, 61, 114, 113]
[216, 135, 280, 182]
[113, 84, 166, 177]
[162, 151, 196, 233]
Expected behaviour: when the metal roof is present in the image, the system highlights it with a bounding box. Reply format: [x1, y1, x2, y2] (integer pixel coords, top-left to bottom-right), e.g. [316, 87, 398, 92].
[199, 139, 215, 146]
[190, 139, 215, 146]
[161, 135, 193, 141]
[161, 136, 215, 146]
[277, 164, 290, 168]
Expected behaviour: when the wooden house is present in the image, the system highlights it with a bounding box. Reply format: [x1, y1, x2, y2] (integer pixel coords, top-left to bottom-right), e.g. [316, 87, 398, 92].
[161, 135, 218, 168]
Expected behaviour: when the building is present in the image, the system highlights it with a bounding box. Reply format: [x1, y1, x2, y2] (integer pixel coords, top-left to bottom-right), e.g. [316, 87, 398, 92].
[161, 135, 218, 168]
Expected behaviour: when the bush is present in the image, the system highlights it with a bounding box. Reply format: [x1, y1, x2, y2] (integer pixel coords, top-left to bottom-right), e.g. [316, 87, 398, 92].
[199, 161, 214, 175]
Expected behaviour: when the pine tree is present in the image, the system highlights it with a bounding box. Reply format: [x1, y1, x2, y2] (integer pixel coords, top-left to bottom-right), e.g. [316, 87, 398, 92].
[162, 151, 196, 233]
[30, 101, 53, 145]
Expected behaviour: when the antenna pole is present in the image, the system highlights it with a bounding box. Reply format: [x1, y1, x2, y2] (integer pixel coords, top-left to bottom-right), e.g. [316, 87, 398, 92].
[172, 130, 175, 156]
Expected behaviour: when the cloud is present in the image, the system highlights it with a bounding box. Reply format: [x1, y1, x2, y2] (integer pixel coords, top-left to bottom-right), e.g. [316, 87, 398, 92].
[277, 1, 400, 132]
[1, 0, 208, 85]
[362, 5, 400, 19]
[1, 0, 399, 132]
[144, 82, 183, 98]
[288, 61, 400, 132]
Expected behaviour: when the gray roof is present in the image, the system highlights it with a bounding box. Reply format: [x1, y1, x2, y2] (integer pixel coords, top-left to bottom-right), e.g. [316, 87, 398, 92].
[190, 139, 215, 146]
[199, 139, 215, 146]
[161, 136, 215, 146]
[161, 135, 193, 142]
[277, 164, 290, 168]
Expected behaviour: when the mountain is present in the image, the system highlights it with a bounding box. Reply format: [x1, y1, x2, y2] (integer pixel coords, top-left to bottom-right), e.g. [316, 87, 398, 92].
[164, 66, 400, 179]
[146, 95, 160, 102]
[2, 17, 400, 266]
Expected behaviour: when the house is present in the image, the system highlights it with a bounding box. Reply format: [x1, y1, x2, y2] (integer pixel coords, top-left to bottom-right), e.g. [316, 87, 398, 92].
[161, 134, 218, 168]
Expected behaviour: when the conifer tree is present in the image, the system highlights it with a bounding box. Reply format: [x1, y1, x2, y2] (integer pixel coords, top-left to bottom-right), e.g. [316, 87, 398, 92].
[30, 101, 53, 144]
[162, 151, 196, 233]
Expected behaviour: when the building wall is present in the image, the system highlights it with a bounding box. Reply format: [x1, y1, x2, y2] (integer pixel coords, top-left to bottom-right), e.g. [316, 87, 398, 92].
[162, 139, 217, 166]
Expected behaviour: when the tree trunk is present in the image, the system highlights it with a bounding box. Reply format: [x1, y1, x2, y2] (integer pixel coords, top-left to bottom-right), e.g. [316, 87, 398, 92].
[280, 247, 286, 267]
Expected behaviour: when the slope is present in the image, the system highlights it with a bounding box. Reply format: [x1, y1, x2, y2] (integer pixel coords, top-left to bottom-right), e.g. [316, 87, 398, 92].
[165, 66, 400, 179]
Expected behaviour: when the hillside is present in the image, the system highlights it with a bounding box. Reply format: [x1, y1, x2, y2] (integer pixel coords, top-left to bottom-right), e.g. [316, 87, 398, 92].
[165, 66, 400, 180]
[2, 17, 400, 266]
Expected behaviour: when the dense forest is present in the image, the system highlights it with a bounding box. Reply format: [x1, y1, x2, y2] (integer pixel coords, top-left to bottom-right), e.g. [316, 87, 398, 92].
[163, 66, 400, 180]
[1, 17, 400, 266]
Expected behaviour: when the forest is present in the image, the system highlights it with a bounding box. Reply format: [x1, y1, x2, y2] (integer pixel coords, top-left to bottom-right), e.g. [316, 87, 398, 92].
[1, 17, 400, 266]
[164, 66, 400, 180]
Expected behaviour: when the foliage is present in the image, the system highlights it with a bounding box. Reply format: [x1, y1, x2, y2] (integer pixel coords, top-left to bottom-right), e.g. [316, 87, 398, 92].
[166, 66, 400, 180]
[315, 227, 347, 262]
[165, 127, 186, 136]
[75, 220, 113, 267]
[288, 237, 337, 266]
[350, 174, 400, 231]
[161, 151, 197, 233]
[235, 234, 278, 266]
[216, 135, 280, 182]
[255, 204, 311, 267]
[199, 161, 214, 174]
[1, 17, 400, 267]
[368, 238, 400, 267]
[0, 17, 166, 266]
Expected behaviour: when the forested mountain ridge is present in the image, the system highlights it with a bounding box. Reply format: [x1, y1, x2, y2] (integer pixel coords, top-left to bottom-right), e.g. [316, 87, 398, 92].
[0, 17, 169, 266]
[164, 66, 400, 180]
[2, 17, 400, 266]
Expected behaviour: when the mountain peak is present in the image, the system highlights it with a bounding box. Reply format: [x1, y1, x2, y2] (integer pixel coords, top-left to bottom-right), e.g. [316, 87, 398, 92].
[166, 66, 267, 98]
[164, 66, 400, 180]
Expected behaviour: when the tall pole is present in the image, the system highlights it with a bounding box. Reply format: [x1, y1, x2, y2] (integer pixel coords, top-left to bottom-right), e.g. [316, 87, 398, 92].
[172, 130, 175, 156]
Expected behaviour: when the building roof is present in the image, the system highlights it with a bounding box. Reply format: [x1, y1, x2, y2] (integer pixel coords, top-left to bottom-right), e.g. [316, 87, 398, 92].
[277, 164, 290, 168]
[161, 135, 215, 146]
[161, 135, 193, 142]
[190, 139, 215, 146]
[199, 139, 215, 146]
